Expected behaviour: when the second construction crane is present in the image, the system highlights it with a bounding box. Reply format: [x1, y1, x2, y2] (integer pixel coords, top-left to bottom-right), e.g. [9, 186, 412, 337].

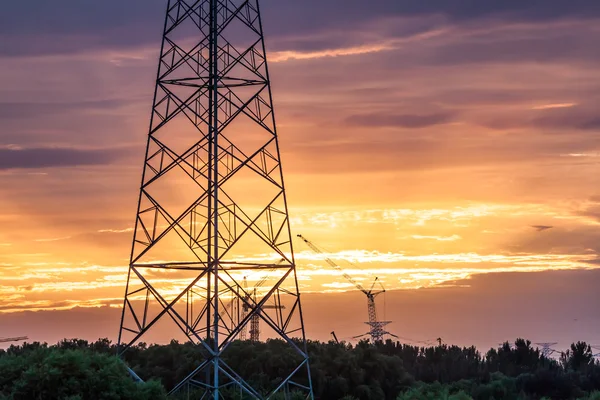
[298, 235, 395, 342]
[240, 276, 285, 342]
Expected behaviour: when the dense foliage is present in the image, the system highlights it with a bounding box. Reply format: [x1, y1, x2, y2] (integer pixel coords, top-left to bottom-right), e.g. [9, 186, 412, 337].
[0, 340, 165, 399]
[1, 338, 599, 399]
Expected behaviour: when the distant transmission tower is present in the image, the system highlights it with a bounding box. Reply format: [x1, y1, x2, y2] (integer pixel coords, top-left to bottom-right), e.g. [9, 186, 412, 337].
[535, 342, 558, 358]
[117, 1, 313, 398]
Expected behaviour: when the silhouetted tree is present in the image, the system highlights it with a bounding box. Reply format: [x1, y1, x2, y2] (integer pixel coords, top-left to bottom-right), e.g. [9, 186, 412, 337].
[561, 342, 595, 371]
[2, 337, 600, 399]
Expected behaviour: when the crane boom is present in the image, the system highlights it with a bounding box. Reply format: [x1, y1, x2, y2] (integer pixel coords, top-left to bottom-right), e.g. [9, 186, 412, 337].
[331, 331, 340, 344]
[254, 258, 286, 289]
[297, 235, 369, 294]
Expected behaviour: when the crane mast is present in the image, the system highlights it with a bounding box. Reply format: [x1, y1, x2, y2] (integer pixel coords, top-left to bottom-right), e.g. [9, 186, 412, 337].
[240, 277, 250, 341]
[297, 235, 394, 342]
[240, 258, 286, 341]
[363, 277, 392, 342]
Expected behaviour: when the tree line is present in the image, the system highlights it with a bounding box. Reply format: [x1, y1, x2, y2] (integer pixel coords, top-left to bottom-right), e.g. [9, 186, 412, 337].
[1, 337, 599, 399]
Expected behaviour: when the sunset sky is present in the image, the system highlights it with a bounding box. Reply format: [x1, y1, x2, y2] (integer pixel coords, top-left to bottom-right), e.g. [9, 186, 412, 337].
[1, 1, 600, 350]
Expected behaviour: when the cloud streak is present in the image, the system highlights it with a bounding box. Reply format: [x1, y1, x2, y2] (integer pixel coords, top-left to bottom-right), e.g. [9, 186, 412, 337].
[0, 146, 129, 170]
[270, 43, 395, 63]
[33, 236, 72, 243]
[345, 112, 457, 129]
[532, 103, 577, 110]
[411, 234, 462, 241]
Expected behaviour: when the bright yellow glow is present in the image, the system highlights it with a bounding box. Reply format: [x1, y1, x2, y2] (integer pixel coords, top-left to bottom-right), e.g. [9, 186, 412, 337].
[1, 200, 597, 313]
[531, 103, 577, 110]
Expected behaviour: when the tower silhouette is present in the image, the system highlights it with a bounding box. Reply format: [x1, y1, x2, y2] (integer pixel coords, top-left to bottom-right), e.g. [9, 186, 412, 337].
[117, 1, 313, 398]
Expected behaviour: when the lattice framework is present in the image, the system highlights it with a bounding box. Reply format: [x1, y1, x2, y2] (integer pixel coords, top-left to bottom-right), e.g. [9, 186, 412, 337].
[117, 1, 314, 398]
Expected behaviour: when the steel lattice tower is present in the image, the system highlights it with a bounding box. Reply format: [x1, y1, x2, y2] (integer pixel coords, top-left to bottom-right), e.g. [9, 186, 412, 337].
[535, 342, 558, 358]
[117, 1, 314, 398]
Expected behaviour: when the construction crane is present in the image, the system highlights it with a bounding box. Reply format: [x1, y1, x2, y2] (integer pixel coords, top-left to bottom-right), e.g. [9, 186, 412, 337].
[297, 235, 395, 342]
[242, 276, 286, 342]
[237, 260, 287, 341]
[0, 336, 28, 344]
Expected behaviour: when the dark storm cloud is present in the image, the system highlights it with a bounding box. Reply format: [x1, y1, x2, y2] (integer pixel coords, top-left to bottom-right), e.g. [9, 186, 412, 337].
[531, 225, 553, 232]
[429, 32, 600, 66]
[261, 0, 600, 34]
[0, 100, 129, 119]
[0, 147, 128, 170]
[345, 112, 456, 129]
[534, 109, 600, 131]
[0, 0, 165, 56]
[510, 224, 600, 255]
[1, 0, 600, 56]
[477, 106, 600, 133]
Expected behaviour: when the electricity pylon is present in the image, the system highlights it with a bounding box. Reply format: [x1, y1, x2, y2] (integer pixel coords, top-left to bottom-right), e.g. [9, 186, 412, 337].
[117, 1, 313, 398]
[535, 342, 558, 358]
[592, 346, 600, 359]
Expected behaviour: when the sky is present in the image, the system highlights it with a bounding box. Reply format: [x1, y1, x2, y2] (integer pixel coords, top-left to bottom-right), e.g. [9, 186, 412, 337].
[1, 0, 600, 351]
